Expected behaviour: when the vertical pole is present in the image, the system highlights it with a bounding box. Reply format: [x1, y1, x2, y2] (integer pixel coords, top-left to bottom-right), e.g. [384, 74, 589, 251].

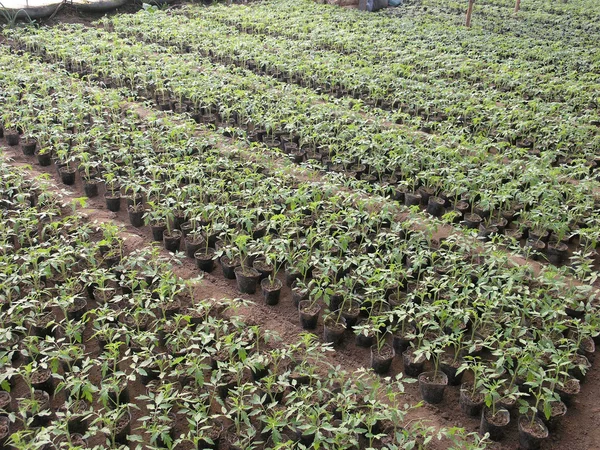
[465, 0, 475, 27]
[514, 0, 521, 13]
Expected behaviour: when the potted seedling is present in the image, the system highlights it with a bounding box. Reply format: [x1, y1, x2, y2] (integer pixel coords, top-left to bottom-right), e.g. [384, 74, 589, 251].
[322, 289, 347, 346]
[260, 244, 285, 305]
[233, 234, 261, 294]
[480, 375, 510, 441]
[298, 288, 322, 331]
[125, 183, 145, 228]
[163, 211, 182, 253]
[370, 317, 394, 375]
[144, 203, 168, 242]
[457, 357, 487, 417]
[416, 335, 448, 404]
[216, 244, 240, 280]
[194, 224, 217, 273]
[103, 173, 121, 212]
[518, 368, 550, 450]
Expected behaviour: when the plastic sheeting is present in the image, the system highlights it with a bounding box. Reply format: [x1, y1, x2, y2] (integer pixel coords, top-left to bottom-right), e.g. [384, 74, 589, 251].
[1, 0, 170, 19]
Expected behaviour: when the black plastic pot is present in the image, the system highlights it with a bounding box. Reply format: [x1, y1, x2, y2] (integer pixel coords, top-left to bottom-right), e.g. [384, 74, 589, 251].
[33, 311, 56, 338]
[323, 315, 346, 345]
[0, 416, 9, 447]
[59, 166, 77, 185]
[234, 267, 261, 294]
[418, 371, 448, 404]
[393, 326, 416, 355]
[524, 239, 546, 260]
[128, 205, 145, 228]
[220, 256, 240, 279]
[459, 383, 484, 417]
[172, 212, 186, 231]
[163, 230, 182, 253]
[104, 193, 121, 212]
[556, 377, 580, 406]
[180, 221, 194, 237]
[537, 400, 566, 432]
[440, 357, 463, 386]
[291, 284, 309, 308]
[518, 415, 548, 450]
[185, 236, 204, 259]
[36, 151, 52, 167]
[151, 223, 166, 242]
[66, 297, 87, 321]
[463, 213, 482, 229]
[340, 300, 361, 327]
[355, 319, 376, 348]
[285, 268, 302, 287]
[402, 349, 425, 377]
[5, 130, 19, 146]
[546, 241, 569, 265]
[253, 259, 274, 280]
[261, 278, 282, 305]
[66, 403, 88, 432]
[371, 344, 395, 374]
[480, 408, 510, 441]
[0, 392, 11, 414]
[26, 390, 50, 427]
[404, 192, 422, 207]
[196, 420, 224, 450]
[478, 225, 499, 242]
[194, 248, 216, 273]
[426, 196, 446, 217]
[569, 354, 591, 381]
[114, 411, 131, 445]
[298, 300, 321, 330]
[83, 178, 99, 198]
[21, 139, 37, 156]
[125, 194, 144, 209]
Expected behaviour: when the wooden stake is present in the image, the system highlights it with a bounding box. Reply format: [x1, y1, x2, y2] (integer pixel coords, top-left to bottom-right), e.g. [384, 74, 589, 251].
[465, 0, 475, 28]
[514, 0, 521, 13]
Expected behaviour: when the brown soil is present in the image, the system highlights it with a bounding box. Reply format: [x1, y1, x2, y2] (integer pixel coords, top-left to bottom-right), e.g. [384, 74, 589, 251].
[323, 315, 346, 332]
[0, 417, 8, 436]
[520, 417, 549, 438]
[68, 297, 87, 312]
[373, 343, 394, 360]
[34, 390, 49, 405]
[71, 434, 86, 446]
[0, 391, 10, 409]
[261, 278, 282, 291]
[460, 384, 484, 403]
[421, 372, 447, 384]
[547, 401, 567, 418]
[562, 378, 581, 395]
[31, 368, 51, 384]
[485, 408, 510, 426]
[253, 260, 273, 272]
[342, 300, 360, 315]
[298, 301, 320, 315]
[115, 413, 130, 433]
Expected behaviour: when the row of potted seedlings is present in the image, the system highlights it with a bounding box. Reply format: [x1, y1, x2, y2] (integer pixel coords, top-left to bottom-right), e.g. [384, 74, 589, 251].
[201, 0, 599, 99]
[103, 8, 600, 268]
[0, 40, 598, 448]
[0, 155, 478, 449]
[400, 0, 600, 48]
[7, 28, 600, 268]
[126, 5, 599, 159]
